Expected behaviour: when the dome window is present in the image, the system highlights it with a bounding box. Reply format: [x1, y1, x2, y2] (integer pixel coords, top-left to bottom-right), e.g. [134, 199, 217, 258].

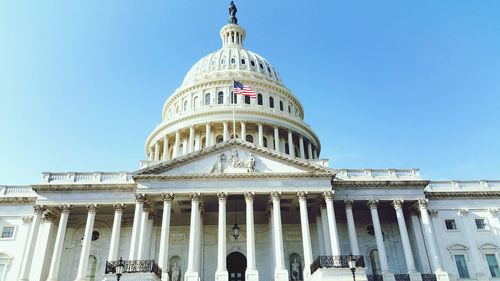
[257, 94, 263, 105]
[246, 135, 254, 143]
[279, 101, 284, 111]
[267, 66, 271, 73]
[244, 95, 251, 104]
[205, 93, 211, 106]
[250, 60, 255, 67]
[259, 63, 263, 69]
[193, 97, 199, 109]
[241, 59, 246, 65]
[218, 91, 224, 104]
[216, 135, 224, 144]
[231, 58, 236, 64]
[288, 105, 291, 113]
[263, 137, 268, 148]
[269, 97, 274, 108]
[183, 100, 188, 111]
[220, 58, 225, 64]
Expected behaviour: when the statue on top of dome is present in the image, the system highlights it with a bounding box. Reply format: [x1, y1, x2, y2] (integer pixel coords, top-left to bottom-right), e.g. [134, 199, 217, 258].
[228, 1, 238, 24]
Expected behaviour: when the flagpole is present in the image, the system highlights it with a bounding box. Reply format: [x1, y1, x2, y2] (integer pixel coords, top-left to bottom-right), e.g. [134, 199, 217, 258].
[232, 79, 236, 140]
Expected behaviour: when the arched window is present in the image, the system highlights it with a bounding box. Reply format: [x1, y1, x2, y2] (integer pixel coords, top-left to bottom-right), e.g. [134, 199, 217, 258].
[205, 93, 211, 106]
[246, 135, 254, 143]
[231, 58, 236, 64]
[250, 60, 255, 67]
[285, 143, 290, 154]
[216, 135, 224, 144]
[230, 133, 239, 139]
[259, 63, 263, 69]
[289, 253, 303, 281]
[231, 92, 237, 104]
[369, 249, 381, 275]
[176, 105, 179, 113]
[288, 105, 291, 113]
[279, 101, 284, 111]
[263, 137, 268, 148]
[241, 59, 246, 65]
[193, 96, 199, 109]
[218, 91, 224, 104]
[183, 100, 188, 111]
[269, 97, 274, 108]
[245, 95, 251, 104]
[257, 94, 263, 105]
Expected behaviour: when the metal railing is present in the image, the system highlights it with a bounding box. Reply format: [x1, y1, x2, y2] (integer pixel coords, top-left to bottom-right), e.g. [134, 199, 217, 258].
[310, 255, 365, 274]
[105, 260, 161, 278]
[367, 273, 437, 281]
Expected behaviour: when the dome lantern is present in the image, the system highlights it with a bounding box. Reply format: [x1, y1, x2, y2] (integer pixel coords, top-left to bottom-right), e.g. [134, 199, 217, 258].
[220, 1, 245, 48]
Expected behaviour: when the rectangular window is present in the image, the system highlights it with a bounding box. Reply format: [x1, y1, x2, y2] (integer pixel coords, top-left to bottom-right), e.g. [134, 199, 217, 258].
[445, 219, 457, 230]
[1, 226, 14, 238]
[454, 255, 470, 278]
[486, 254, 499, 277]
[475, 218, 486, 230]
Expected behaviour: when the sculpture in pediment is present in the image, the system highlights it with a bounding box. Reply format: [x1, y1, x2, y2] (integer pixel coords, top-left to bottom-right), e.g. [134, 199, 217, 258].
[210, 150, 257, 173]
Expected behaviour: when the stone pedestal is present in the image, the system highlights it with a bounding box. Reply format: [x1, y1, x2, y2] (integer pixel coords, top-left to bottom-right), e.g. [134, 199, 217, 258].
[184, 271, 200, 281]
[382, 272, 396, 281]
[245, 269, 259, 281]
[409, 272, 423, 281]
[215, 270, 228, 281]
[311, 268, 367, 281]
[274, 269, 289, 281]
[435, 271, 450, 281]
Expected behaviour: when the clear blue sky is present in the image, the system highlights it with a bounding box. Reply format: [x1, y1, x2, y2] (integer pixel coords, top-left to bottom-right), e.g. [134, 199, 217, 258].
[1, 1, 499, 184]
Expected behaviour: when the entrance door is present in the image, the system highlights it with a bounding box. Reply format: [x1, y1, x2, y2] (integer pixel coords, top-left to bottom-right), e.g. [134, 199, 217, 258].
[227, 252, 247, 281]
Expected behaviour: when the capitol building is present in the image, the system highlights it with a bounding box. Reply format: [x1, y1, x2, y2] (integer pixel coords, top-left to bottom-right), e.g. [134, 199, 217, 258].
[1, 3, 499, 281]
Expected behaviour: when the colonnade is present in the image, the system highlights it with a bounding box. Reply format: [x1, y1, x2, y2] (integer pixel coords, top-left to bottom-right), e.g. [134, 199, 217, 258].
[147, 121, 319, 162]
[19, 195, 446, 281]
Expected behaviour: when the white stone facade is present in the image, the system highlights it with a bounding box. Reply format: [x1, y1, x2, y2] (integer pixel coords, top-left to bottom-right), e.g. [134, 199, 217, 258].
[0, 4, 499, 281]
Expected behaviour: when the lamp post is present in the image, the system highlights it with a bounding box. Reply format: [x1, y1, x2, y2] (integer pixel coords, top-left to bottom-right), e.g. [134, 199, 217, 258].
[115, 257, 125, 281]
[348, 254, 357, 281]
[232, 200, 240, 240]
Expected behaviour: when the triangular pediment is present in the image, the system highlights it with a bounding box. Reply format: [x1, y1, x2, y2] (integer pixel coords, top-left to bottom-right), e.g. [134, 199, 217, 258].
[134, 140, 334, 177]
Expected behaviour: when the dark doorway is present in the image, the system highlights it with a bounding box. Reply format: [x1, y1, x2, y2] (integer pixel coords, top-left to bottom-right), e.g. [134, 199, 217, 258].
[227, 251, 247, 281]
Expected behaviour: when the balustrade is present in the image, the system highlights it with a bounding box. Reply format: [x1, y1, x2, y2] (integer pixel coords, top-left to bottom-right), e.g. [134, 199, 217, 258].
[105, 260, 161, 278]
[310, 255, 365, 274]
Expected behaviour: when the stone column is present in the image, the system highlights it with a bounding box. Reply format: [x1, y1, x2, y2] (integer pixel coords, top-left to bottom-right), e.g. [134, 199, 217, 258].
[186, 193, 201, 281]
[307, 142, 313, 160]
[258, 123, 263, 146]
[223, 121, 229, 141]
[129, 194, 145, 260]
[297, 192, 313, 280]
[173, 130, 180, 158]
[299, 136, 305, 159]
[159, 194, 174, 281]
[205, 123, 211, 147]
[148, 147, 153, 161]
[107, 204, 124, 262]
[245, 192, 259, 281]
[274, 126, 280, 152]
[241, 121, 246, 140]
[19, 205, 45, 281]
[320, 206, 332, 255]
[188, 126, 195, 153]
[271, 192, 288, 281]
[162, 135, 169, 160]
[313, 149, 318, 159]
[418, 200, 446, 273]
[46, 205, 71, 281]
[323, 191, 340, 255]
[154, 142, 160, 161]
[368, 200, 395, 281]
[75, 204, 98, 281]
[344, 200, 360, 255]
[138, 201, 152, 260]
[215, 192, 228, 281]
[288, 130, 295, 157]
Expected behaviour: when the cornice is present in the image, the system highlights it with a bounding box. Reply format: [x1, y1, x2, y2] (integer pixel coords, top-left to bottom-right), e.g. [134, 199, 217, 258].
[137, 139, 333, 175]
[332, 180, 430, 188]
[133, 172, 334, 181]
[425, 191, 500, 198]
[0, 197, 37, 204]
[32, 183, 136, 192]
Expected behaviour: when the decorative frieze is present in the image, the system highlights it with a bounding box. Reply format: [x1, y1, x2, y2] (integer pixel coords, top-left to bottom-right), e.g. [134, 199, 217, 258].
[285, 231, 302, 241]
[170, 233, 187, 244]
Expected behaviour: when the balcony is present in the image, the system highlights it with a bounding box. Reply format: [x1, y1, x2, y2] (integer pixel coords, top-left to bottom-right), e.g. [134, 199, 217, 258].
[105, 260, 161, 279]
[310, 255, 365, 274]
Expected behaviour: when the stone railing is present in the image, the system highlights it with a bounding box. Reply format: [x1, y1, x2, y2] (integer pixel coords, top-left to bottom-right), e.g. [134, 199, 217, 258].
[334, 169, 421, 181]
[310, 255, 365, 274]
[0, 186, 36, 197]
[105, 260, 161, 278]
[41, 172, 133, 184]
[427, 180, 500, 191]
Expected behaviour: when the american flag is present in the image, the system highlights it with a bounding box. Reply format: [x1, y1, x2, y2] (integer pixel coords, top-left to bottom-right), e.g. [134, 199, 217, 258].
[233, 81, 256, 98]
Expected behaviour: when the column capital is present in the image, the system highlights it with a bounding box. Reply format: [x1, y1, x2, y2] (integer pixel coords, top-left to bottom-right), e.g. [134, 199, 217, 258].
[417, 199, 428, 209]
[217, 192, 228, 202]
[244, 191, 255, 202]
[344, 200, 354, 209]
[42, 212, 55, 222]
[22, 216, 33, 224]
[58, 204, 72, 213]
[322, 191, 334, 201]
[271, 191, 281, 200]
[489, 208, 499, 216]
[392, 199, 404, 209]
[113, 203, 126, 212]
[190, 192, 202, 202]
[367, 199, 379, 209]
[162, 193, 175, 202]
[33, 204, 46, 215]
[135, 193, 146, 203]
[297, 191, 307, 200]
[86, 204, 98, 213]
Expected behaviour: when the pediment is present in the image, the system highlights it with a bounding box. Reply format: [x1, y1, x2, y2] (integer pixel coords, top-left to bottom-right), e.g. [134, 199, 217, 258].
[134, 140, 334, 177]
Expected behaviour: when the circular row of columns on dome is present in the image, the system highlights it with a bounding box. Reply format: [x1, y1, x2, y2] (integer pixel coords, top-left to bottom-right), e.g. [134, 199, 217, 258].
[19, 194, 446, 281]
[148, 121, 319, 161]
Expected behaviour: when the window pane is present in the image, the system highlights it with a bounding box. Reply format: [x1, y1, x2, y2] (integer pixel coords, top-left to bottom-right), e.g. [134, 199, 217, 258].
[218, 92, 224, 104]
[245, 95, 250, 104]
[257, 94, 263, 105]
[486, 254, 499, 277]
[205, 94, 211, 105]
[445, 219, 457, 230]
[454, 255, 470, 278]
[269, 97, 274, 108]
[475, 219, 486, 230]
[1, 227, 14, 238]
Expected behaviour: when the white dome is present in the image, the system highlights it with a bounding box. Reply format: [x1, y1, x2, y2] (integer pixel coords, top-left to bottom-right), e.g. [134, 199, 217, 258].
[181, 47, 284, 87]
